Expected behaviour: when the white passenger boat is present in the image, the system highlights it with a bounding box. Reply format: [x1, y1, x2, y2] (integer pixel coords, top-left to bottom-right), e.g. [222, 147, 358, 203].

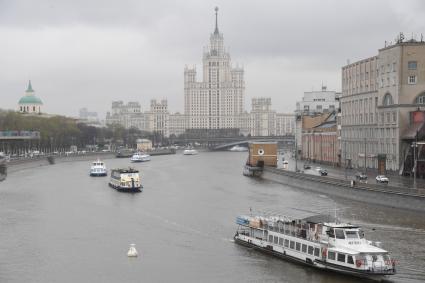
[229, 145, 248, 152]
[89, 159, 107, 176]
[130, 152, 151, 162]
[183, 149, 198, 155]
[109, 168, 142, 192]
[234, 213, 396, 280]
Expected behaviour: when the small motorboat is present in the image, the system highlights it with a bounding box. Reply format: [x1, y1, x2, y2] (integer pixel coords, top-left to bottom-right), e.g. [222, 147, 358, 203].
[89, 159, 107, 176]
[183, 149, 198, 155]
[130, 152, 151, 162]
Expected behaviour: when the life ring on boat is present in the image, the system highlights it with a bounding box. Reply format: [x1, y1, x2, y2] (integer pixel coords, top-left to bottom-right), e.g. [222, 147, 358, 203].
[356, 259, 362, 268]
[322, 248, 327, 258]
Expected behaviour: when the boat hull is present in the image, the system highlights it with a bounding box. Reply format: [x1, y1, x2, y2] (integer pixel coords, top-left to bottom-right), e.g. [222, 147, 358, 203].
[234, 235, 392, 281]
[108, 182, 142, 193]
[243, 165, 263, 177]
[90, 172, 107, 177]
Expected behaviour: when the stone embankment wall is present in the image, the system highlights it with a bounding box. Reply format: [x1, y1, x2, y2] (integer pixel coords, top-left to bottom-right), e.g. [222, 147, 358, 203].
[7, 153, 115, 174]
[263, 167, 425, 212]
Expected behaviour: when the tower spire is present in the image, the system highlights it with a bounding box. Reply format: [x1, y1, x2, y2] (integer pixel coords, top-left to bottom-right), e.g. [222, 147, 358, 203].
[214, 7, 219, 35]
[26, 80, 34, 93]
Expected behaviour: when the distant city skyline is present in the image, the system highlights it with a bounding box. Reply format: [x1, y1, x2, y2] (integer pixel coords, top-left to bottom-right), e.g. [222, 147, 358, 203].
[1, 0, 424, 118]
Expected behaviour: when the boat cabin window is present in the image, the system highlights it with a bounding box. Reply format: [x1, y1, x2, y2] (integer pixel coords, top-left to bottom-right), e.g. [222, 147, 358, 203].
[274, 236, 278, 244]
[327, 228, 335, 238]
[345, 230, 359, 239]
[290, 241, 295, 249]
[284, 239, 289, 247]
[337, 253, 346, 263]
[335, 229, 345, 239]
[328, 251, 336, 260]
[302, 244, 307, 253]
[372, 255, 378, 262]
[383, 254, 390, 262]
[314, 248, 320, 257]
[308, 246, 314, 255]
[295, 242, 301, 251]
[269, 235, 273, 242]
[279, 238, 283, 246]
[347, 255, 354, 264]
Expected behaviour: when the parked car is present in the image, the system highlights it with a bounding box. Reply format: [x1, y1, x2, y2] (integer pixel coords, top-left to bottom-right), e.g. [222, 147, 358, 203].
[375, 175, 389, 184]
[303, 164, 311, 170]
[319, 169, 328, 176]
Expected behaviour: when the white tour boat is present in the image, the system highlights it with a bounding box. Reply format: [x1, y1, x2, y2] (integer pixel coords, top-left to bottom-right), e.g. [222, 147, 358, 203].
[89, 159, 107, 176]
[234, 213, 396, 280]
[109, 168, 142, 192]
[130, 152, 151, 162]
[229, 145, 248, 152]
[183, 149, 198, 155]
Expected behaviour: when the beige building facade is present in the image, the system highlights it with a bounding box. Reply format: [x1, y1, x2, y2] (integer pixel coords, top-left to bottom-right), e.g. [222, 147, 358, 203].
[341, 38, 425, 173]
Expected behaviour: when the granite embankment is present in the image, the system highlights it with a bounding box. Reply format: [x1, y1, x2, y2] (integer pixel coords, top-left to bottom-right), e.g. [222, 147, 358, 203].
[263, 167, 425, 212]
[6, 153, 115, 174]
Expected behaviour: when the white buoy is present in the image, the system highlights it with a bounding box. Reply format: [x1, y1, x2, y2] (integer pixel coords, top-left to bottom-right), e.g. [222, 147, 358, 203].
[127, 244, 138, 257]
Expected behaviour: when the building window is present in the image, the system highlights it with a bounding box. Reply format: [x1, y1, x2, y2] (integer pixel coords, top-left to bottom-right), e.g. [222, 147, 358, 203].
[408, 61, 417, 70]
[408, 75, 417, 85]
[383, 93, 393, 106]
[416, 93, 425, 104]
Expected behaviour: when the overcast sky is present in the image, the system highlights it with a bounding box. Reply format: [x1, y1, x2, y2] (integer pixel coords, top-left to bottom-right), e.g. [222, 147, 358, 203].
[1, 0, 425, 118]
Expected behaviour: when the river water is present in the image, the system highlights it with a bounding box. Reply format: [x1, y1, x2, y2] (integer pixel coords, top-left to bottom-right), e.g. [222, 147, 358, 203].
[0, 151, 424, 283]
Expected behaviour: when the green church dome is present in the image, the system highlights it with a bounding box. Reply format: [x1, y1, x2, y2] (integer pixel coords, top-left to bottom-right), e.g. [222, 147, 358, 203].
[18, 80, 43, 105]
[18, 95, 43, 104]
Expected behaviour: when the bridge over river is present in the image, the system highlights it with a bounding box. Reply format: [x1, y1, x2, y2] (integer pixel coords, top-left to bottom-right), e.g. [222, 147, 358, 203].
[172, 135, 294, 150]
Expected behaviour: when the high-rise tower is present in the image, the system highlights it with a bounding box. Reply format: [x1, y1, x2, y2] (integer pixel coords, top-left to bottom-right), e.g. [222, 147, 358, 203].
[184, 7, 245, 129]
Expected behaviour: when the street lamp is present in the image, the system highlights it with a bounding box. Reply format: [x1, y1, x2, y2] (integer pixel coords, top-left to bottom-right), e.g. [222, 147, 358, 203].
[344, 140, 347, 179]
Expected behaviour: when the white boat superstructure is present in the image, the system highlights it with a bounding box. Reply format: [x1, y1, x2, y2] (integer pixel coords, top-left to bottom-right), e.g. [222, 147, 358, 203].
[127, 244, 138, 257]
[130, 152, 151, 162]
[183, 149, 198, 155]
[89, 160, 107, 176]
[109, 168, 142, 192]
[234, 213, 396, 280]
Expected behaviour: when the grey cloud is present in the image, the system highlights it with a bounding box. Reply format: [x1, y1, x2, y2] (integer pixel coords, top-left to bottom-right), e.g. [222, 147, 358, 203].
[0, 0, 424, 117]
